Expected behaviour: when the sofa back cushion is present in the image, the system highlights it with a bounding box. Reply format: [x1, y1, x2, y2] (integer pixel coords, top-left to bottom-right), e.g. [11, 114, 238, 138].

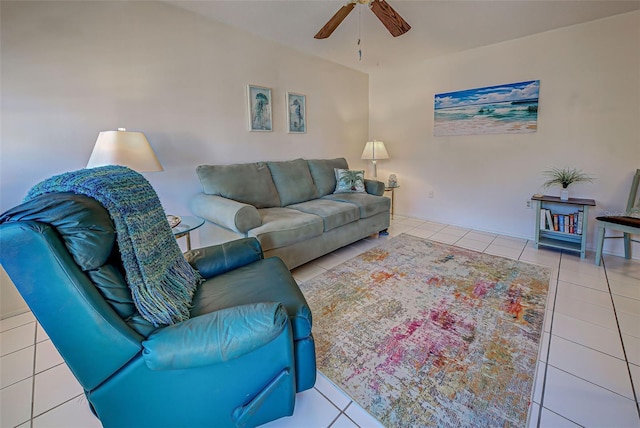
[267, 159, 318, 207]
[307, 158, 349, 197]
[196, 163, 281, 208]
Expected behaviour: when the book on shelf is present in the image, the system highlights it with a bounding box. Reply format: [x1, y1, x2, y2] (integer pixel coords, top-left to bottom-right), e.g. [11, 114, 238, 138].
[541, 209, 583, 235]
[545, 210, 554, 232]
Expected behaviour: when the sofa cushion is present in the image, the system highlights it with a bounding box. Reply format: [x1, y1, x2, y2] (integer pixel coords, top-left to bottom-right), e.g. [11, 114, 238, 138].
[190, 257, 312, 341]
[267, 159, 318, 206]
[287, 199, 359, 232]
[334, 168, 365, 193]
[249, 208, 324, 251]
[322, 193, 391, 219]
[307, 158, 349, 197]
[196, 163, 281, 208]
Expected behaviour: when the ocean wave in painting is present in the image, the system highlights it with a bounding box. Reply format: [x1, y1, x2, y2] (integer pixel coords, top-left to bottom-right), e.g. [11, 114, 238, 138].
[434, 80, 540, 136]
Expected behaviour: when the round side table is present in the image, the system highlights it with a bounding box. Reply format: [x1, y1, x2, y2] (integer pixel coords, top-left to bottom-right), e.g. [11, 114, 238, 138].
[171, 216, 204, 251]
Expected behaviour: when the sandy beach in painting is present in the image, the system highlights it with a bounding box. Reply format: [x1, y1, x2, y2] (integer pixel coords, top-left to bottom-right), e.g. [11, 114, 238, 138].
[434, 81, 539, 136]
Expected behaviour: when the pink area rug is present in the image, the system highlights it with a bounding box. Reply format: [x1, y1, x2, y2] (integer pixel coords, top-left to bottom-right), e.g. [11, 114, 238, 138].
[300, 234, 550, 427]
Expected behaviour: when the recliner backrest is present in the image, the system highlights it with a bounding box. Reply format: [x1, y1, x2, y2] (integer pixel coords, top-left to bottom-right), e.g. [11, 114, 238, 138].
[0, 193, 158, 389]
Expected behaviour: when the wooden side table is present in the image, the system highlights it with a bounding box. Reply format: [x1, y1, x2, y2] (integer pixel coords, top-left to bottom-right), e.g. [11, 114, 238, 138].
[384, 186, 399, 219]
[531, 194, 596, 259]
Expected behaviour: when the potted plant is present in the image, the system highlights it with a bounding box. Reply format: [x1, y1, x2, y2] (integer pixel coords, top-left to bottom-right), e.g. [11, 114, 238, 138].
[543, 167, 594, 200]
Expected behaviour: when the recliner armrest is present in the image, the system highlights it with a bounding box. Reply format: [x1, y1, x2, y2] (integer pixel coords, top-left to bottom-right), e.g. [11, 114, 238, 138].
[184, 237, 263, 279]
[142, 302, 289, 370]
[365, 179, 385, 196]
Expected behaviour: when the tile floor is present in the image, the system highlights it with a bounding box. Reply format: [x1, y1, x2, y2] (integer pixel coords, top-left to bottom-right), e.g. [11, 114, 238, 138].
[1, 215, 639, 427]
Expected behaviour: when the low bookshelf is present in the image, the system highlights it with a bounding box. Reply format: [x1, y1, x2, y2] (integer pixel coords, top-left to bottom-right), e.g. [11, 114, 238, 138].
[531, 194, 596, 260]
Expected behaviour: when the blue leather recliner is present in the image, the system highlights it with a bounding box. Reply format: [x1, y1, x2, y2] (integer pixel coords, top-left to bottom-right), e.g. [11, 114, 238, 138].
[0, 192, 316, 427]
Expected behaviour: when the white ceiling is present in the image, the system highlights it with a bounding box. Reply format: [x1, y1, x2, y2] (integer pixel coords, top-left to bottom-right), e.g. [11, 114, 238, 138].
[168, 0, 640, 73]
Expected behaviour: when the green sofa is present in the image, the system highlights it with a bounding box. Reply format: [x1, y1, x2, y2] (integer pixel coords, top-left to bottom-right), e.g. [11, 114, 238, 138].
[190, 158, 391, 269]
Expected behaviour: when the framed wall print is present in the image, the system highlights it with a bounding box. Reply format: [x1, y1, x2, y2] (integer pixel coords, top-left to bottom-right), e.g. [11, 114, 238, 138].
[433, 80, 539, 136]
[247, 84, 273, 132]
[286, 92, 306, 134]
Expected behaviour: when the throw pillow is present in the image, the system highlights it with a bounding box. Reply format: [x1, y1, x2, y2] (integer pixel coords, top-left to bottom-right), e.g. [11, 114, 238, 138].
[334, 168, 365, 193]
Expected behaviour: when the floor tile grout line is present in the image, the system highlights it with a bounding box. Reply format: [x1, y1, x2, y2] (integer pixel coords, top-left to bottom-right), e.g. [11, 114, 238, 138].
[536, 251, 562, 428]
[30, 392, 85, 422]
[540, 405, 587, 428]
[29, 322, 37, 428]
[546, 333, 630, 364]
[313, 385, 350, 413]
[0, 318, 35, 334]
[601, 257, 640, 419]
[547, 362, 638, 402]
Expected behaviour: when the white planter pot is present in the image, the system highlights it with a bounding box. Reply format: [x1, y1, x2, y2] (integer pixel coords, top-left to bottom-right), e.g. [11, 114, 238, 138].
[560, 189, 569, 201]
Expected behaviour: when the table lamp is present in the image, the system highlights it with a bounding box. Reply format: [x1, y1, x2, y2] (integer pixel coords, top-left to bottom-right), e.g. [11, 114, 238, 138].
[361, 140, 389, 178]
[87, 128, 163, 172]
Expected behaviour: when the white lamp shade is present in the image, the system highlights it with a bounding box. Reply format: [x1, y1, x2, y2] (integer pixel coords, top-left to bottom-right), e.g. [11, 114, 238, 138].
[87, 129, 163, 172]
[361, 140, 390, 160]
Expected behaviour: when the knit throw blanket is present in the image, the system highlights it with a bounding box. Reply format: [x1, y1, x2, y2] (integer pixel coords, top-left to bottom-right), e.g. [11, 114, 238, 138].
[26, 166, 203, 326]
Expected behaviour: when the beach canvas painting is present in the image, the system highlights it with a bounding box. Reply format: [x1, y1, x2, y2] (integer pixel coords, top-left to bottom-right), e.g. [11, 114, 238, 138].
[434, 80, 540, 136]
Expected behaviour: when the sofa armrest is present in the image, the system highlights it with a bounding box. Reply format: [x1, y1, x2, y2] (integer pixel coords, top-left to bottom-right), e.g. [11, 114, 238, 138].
[190, 193, 261, 234]
[184, 238, 263, 279]
[365, 179, 385, 196]
[142, 303, 289, 370]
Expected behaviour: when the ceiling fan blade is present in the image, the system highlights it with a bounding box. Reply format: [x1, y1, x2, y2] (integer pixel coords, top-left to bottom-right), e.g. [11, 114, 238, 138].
[314, 3, 356, 39]
[369, 0, 411, 37]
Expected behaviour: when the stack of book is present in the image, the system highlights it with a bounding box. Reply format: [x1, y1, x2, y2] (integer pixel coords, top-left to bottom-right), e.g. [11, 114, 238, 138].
[540, 209, 584, 234]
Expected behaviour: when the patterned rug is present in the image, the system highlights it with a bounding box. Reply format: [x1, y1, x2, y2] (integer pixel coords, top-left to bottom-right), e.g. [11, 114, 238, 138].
[300, 234, 551, 427]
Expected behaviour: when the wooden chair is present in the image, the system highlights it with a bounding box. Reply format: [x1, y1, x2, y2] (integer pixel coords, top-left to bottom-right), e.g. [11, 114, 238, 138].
[595, 169, 640, 265]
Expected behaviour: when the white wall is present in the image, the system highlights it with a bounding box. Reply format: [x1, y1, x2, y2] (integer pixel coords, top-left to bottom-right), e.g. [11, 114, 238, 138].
[0, 1, 369, 317]
[369, 11, 640, 257]
[0, 1, 369, 215]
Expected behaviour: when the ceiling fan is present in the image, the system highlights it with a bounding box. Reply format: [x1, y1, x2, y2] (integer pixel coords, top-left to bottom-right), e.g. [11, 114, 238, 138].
[314, 0, 411, 39]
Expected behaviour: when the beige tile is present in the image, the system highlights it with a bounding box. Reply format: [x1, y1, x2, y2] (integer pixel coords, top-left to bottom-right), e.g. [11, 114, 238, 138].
[556, 281, 613, 310]
[1, 346, 34, 389]
[548, 335, 633, 398]
[484, 244, 522, 260]
[315, 372, 351, 411]
[36, 323, 50, 343]
[406, 227, 436, 240]
[618, 312, 640, 339]
[558, 255, 607, 288]
[331, 414, 359, 428]
[344, 401, 384, 428]
[429, 232, 460, 245]
[493, 235, 527, 250]
[629, 364, 640, 402]
[261, 388, 341, 428]
[0, 312, 35, 333]
[612, 294, 640, 316]
[551, 312, 625, 359]
[464, 230, 497, 243]
[623, 334, 640, 366]
[0, 378, 32, 428]
[519, 246, 562, 268]
[542, 366, 638, 427]
[291, 263, 327, 283]
[415, 221, 446, 232]
[33, 364, 83, 417]
[539, 408, 582, 427]
[440, 225, 469, 237]
[553, 292, 618, 331]
[455, 237, 490, 252]
[35, 340, 64, 374]
[32, 394, 101, 428]
[1, 322, 36, 356]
